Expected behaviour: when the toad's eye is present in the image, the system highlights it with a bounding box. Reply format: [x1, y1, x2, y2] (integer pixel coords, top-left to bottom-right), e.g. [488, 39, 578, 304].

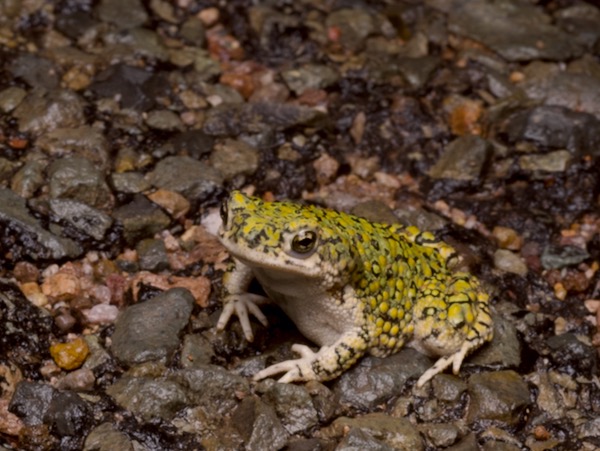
[291, 230, 318, 257]
[220, 197, 229, 224]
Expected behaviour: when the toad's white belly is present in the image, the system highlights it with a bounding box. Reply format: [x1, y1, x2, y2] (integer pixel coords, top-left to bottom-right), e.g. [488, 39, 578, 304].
[251, 266, 354, 346]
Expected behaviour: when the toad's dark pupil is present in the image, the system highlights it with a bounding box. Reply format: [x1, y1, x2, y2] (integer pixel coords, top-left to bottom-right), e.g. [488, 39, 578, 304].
[292, 231, 317, 253]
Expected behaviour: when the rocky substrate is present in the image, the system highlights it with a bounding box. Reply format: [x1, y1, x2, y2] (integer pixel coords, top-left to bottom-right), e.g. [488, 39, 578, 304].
[1, 1, 599, 450]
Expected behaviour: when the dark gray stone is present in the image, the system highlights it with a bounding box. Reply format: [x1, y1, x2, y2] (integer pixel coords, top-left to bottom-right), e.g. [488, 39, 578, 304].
[333, 349, 431, 410]
[13, 89, 86, 134]
[96, 0, 148, 29]
[83, 423, 134, 451]
[136, 238, 169, 272]
[179, 334, 215, 368]
[111, 194, 171, 245]
[428, 135, 491, 180]
[466, 371, 530, 425]
[44, 390, 92, 436]
[8, 381, 56, 425]
[110, 288, 194, 365]
[504, 106, 600, 157]
[106, 376, 189, 421]
[263, 383, 319, 434]
[0, 189, 82, 260]
[546, 333, 598, 378]
[448, 0, 582, 61]
[336, 428, 395, 451]
[48, 156, 113, 210]
[232, 397, 289, 451]
[9, 54, 60, 90]
[36, 126, 111, 170]
[541, 245, 590, 269]
[469, 315, 521, 370]
[146, 156, 223, 202]
[50, 199, 113, 241]
[110, 172, 152, 194]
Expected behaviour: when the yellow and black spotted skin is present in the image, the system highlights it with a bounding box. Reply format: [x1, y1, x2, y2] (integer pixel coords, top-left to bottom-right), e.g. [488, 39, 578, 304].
[217, 190, 493, 386]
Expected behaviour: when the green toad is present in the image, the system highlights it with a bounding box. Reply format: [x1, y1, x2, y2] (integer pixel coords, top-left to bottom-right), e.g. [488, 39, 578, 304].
[217, 191, 493, 386]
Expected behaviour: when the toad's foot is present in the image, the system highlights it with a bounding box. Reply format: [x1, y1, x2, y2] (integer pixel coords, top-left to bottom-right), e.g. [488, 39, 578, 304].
[217, 294, 269, 342]
[416, 341, 470, 387]
[253, 344, 319, 383]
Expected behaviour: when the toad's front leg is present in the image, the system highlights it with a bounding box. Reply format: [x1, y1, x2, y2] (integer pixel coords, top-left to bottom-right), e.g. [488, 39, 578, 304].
[253, 326, 370, 383]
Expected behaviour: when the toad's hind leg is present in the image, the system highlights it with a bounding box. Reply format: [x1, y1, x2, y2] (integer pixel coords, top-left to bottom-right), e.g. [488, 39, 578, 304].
[411, 273, 493, 387]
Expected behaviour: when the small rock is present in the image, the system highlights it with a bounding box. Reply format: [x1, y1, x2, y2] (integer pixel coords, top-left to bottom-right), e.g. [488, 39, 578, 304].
[95, 0, 148, 29]
[110, 288, 194, 366]
[82, 304, 119, 325]
[136, 238, 170, 272]
[41, 271, 81, 303]
[13, 89, 86, 134]
[419, 423, 461, 449]
[518, 151, 572, 173]
[541, 245, 590, 269]
[324, 413, 424, 451]
[448, 0, 582, 61]
[0, 86, 27, 113]
[144, 109, 184, 131]
[0, 189, 82, 260]
[494, 249, 528, 276]
[44, 390, 92, 436]
[49, 199, 113, 241]
[326, 8, 377, 52]
[49, 337, 90, 370]
[36, 126, 111, 170]
[263, 383, 319, 434]
[84, 423, 134, 451]
[110, 172, 152, 194]
[106, 376, 189, 421]
[210, 138, 259, 181]
[281, 64, 339, 96]
[428, 135, 491, 181]
[492, 226, 523, 251]
[504, 105, 600, 157]
[147, 189, 190, 219]
[333, 349, 432, 411]
[545, 333, 598, 378]
[47, 156, 113, 210]
[469, 315, 522, 370]
[180, 334, 215, 368]
[112, 194, 171, 245]
[146, 156, 223, 202]
[466, 370, 530, 425]
[56, 368, 96, 391]
[336, 428, 395, 451]
[8, 54, 60, 90]
[10, 159, 46, 199]
[8, 381, 56, 426]
[231, 397, 289, 451]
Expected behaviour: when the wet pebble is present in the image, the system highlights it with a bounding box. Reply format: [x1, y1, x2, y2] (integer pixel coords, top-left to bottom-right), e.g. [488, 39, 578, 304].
[466, 370, 530, 425]
[49, 337, 89, 370]
[504, 105, 600, 156]
[111, 194, 171, 244]
[281, 64, 339, 96]
[36, 126, 110, 170]
[262, 382, 319, 434]
[8, 381, 55, 426]
[448, 0, 582, 61]
[494, 249, 528, 276]
[545, 333, 598, 378]
[12, 89, 86, 134]
[136, 238, 170, 272]
[541, 244, 590, 269]
[49, 199, 113, 241]
[428, 135, 491, 181]
[83, 422, 134, 451]
[44, 390, 92, 437]
[107, 376, 189, 421]
[146, 156, 223, 202]
[144, 109, 184, 131]
[0, 86, 27, 113]
[333, 349, 431, 410]
[111, 288, 194, 366]
[231, 396, 289, 451]
[110, 172, 152, 194]
[518, 150, 572, 173]
[0, 189, 82, 260]
[324, 413, 424, 450]
[48, 156, 113, 210]
[95, 0, 148, 29]
[209, 138, 259, 182]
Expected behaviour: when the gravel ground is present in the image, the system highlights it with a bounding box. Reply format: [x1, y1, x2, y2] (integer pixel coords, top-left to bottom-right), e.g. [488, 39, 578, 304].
[1, 1, 600, 450]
